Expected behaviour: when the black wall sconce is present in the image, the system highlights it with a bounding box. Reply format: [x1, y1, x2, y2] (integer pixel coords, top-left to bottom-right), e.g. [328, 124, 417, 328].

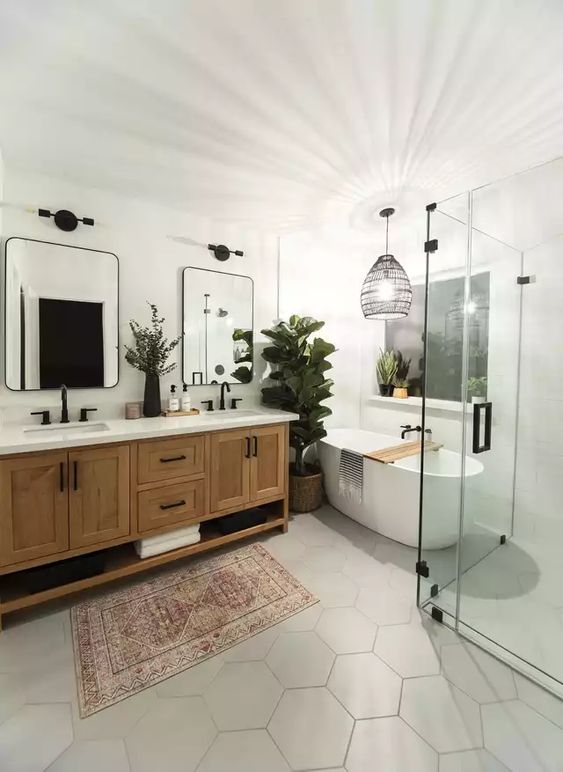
[38, 208, 95, 232]
[207, 243, 244, 262]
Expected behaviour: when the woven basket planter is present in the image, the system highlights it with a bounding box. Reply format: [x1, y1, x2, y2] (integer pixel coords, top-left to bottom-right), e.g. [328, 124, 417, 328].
[289, 468, 323, 513]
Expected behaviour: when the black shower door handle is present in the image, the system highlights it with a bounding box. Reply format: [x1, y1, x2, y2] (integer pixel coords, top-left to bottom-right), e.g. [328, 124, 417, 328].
[472, 401, 492, 454]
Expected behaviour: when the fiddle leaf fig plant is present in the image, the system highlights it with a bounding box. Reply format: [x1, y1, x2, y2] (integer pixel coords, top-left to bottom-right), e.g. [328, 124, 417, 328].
[261, 315, 336, 476]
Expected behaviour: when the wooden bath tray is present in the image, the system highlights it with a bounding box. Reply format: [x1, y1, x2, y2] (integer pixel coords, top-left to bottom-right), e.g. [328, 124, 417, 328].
[364, 440, 442, 464]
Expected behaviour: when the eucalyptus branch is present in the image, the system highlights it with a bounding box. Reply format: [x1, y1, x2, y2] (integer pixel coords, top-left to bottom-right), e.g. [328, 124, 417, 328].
[124, 303, 181, 376]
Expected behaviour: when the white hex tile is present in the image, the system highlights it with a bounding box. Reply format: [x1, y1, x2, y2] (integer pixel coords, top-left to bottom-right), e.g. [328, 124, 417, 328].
[342, 548, 391, 586]
[439, 748, 510, 771]
[204, 661, 282, 730]
[514, 672, 563, 729]
[0, 614, 66, 673]
[482, 700, 563, 772]
[156, 654, 224, 697]
[441, 642, 517, 703]
[48, 739, 131, 772]
[126, 695, 216, 772]
[0, 673, 25, 726]
[328, 652, 402, 718]
[278, 602, 322, 632]
[72, 686, 157, 741]
[356, 586, 414, 625]
[0, 703, 73, 772]
[268, 688, 353, 770]
[346, 716, 437, 772]
[302, 545, 346, 572]
[374, 623, 441, 677]
[303, 570, 359, 608]
[316, 607, 377, 653]
[289, 513, 337, 546]
[266, 632, 334, 687]
[198, 729, 290, 772]
[401, 676, 483, 753]
[222, 626, 280, 662]
[22, 644, 77, 704]
[263, 533, 307, 563]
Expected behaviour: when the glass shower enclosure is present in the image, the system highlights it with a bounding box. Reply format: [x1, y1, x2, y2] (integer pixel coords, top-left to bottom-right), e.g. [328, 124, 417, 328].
[417, 157, 563, 698]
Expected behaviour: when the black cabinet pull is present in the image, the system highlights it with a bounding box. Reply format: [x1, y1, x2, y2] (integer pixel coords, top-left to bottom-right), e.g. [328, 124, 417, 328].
[59, 462, 65, 492]
[472, 402, 492, 454]
[253, 436, 258, 457]
[245, 436, 251, 458]
[159, 455, 187, 463]
[73, 460, 78, 490]
[159, 500, 186, 510]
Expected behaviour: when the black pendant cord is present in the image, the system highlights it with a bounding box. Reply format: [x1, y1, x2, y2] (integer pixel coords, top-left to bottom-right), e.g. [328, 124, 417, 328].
[385, 213, 389, 254]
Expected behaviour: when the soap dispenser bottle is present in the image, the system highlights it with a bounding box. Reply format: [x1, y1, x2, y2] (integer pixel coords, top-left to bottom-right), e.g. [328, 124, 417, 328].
[168, 384, 179, 412]
[181, 384, 191, 412]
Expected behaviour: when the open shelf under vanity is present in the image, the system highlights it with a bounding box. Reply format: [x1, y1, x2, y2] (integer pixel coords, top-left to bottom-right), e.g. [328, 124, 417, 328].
[0, 508, 286, 617]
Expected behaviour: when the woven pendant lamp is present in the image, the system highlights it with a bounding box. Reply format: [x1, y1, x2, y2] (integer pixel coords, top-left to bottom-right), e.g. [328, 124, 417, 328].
[361, 207, 412, 320]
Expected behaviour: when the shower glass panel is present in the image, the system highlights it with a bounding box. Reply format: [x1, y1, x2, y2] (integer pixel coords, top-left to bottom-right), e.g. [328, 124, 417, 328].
[418, 194, 469, 615]
[419, 156, 563, 697]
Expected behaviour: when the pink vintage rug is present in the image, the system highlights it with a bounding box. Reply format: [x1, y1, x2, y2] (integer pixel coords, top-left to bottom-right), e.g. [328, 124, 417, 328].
[71, 543, 317, 717]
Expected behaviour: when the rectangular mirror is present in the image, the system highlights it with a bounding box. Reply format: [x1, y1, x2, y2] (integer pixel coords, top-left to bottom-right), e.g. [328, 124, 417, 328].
[182, 267, 253, 385]
[5, 237, 119, 390]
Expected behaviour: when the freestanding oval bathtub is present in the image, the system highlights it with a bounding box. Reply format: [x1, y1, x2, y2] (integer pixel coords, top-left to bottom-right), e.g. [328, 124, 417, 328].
[318, 428, 483, 549]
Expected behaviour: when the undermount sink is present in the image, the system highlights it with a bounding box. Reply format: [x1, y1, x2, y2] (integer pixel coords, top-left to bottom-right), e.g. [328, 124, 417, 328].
[24, 422, 110, 436]
[202, 409, 263, 419]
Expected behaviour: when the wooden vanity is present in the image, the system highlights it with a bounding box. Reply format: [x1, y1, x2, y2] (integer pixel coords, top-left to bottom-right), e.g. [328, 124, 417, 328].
[0, 418, 290, 628]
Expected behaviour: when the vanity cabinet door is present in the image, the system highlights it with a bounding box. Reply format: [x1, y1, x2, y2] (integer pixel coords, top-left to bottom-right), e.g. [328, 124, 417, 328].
[210, 429, 251, 512]
[69, 445, 130, 549]
[250, 425, 287, 502]
[0, 451, 69, 567]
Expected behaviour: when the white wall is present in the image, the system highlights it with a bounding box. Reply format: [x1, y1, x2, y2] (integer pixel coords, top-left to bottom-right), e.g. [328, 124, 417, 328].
[0, 169, 279, 424]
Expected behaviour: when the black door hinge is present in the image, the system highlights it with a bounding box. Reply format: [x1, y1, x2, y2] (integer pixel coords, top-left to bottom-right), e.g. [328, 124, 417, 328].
[431, 606, 443, 623]
[424, 238, 438, 253]
[500, 534, 506, 545]
[415, 560, 430, 578]
[517, 275, 535, 285]
[430, 584, 439, 597]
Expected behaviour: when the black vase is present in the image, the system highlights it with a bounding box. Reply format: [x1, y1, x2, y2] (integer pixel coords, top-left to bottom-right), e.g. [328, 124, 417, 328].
[378, 383, 394, 397]
[143, 373, 161, 417]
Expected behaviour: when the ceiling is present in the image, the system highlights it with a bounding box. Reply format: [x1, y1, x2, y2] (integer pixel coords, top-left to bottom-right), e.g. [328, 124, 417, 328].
[2, 0, 563, 231]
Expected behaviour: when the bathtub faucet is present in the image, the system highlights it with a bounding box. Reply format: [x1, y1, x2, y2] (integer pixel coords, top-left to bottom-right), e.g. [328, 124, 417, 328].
[400, 424, 422, 439]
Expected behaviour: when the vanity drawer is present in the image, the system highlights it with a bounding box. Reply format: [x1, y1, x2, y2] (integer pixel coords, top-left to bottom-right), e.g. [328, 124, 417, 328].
[137, 435, 205, 484]
[138, 479, 205, 533]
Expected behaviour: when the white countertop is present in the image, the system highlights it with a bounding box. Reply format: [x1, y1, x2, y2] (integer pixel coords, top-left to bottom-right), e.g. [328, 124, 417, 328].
[0, 408, 299, 456]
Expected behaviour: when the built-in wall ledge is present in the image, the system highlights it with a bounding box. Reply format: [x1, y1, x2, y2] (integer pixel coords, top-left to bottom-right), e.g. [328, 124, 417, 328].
[368, 395, 464, 414]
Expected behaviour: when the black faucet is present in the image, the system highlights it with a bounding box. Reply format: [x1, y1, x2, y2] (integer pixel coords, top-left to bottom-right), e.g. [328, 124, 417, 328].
[60, 384, 69, 424]
[400, 424, 422, 439]
[219, 381, 231, 410]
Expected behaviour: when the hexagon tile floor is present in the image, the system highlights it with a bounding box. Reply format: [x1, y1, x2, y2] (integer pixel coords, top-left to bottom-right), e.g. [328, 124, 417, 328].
[1, 505, 563, 772]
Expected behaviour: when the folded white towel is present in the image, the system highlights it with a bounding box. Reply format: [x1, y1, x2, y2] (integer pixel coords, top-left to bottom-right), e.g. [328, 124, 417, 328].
[134, 524, 201, 559]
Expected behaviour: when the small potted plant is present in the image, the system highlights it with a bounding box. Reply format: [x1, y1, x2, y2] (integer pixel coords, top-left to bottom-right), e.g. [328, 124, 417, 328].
[393, 351, 411, 398]
[261, 315, 335, 513]
[376, 349, 398, 396]
[467, 376, 487, 404]
[125, 303, 181, 417]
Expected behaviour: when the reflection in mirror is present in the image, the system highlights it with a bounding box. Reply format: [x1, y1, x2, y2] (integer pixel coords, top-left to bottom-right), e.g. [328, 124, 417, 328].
[5, 238, 119, 390]
[386, 272, 490, 401]
[182, 267, 253, 386]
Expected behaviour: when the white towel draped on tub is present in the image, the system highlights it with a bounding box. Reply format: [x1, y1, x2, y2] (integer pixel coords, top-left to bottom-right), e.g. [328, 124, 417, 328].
[339, 448, 364, 504]
[135, 524, 201, 559]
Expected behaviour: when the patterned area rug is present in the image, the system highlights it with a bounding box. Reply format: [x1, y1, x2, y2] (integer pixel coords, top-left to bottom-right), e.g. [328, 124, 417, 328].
[71, 543, 317, 717]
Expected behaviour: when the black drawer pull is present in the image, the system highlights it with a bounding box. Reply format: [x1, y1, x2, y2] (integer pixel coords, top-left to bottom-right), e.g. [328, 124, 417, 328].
[245, 436, 251, 458]
[160, 455, 187, 464]
[159, 499, 186, 510]
[59, 462, 65, 492]
[253, 436, 258, 457]
[73, 460, 78, 491]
